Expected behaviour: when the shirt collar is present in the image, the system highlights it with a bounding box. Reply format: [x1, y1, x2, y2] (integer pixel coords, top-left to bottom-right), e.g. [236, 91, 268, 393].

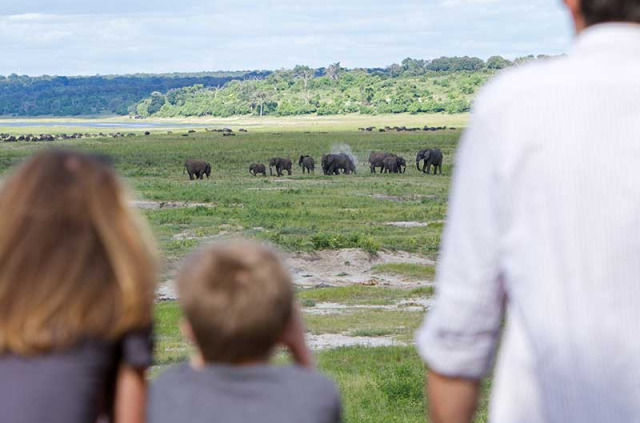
[573, 23, 640, 56]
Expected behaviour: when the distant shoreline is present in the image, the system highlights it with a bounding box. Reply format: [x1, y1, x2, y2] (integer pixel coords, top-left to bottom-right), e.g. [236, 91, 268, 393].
[0, 113, 469, 134]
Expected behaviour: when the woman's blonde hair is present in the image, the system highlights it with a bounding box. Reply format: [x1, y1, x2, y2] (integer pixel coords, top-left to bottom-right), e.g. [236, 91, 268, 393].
[0, 150, 157, 355]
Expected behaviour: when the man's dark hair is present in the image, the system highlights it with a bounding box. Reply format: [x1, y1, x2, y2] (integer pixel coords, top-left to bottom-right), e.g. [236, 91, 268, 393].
[582, 0, 640, 26]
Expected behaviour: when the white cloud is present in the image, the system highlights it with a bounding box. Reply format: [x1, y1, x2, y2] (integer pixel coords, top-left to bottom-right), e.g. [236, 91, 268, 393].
[0, 0, 573, 76]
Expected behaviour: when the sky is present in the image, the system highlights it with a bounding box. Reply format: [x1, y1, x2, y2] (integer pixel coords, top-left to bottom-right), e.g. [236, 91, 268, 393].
[0, 0, 574, 76]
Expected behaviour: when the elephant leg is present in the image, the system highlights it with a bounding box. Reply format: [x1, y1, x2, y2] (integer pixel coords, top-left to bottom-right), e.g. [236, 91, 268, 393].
[189, 172, 194, 180]
[288, 168, 292, 176]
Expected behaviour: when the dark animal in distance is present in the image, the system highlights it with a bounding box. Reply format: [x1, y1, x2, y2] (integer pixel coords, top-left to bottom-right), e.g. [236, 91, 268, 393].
[368, 152, 397, 174]
[298, 155, 315, 174]
[183, 159, 212, 180]
[416, 148, 443, 175]
[249, 163, 267, 176]
[269, 157, 293, 176]
[322, 154, 356, 175]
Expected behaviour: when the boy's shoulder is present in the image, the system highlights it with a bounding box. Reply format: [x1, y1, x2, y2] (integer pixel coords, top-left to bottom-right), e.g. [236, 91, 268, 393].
[153, 362, 337, 396]
[150, 364, 341, 423]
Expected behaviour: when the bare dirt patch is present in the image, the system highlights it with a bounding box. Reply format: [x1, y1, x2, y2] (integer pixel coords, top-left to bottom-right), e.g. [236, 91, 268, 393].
[287, 248, 435, 288]
[306, 333, 407, 350]
[245, 187, 291, 191]
[171, 224, 245, 241]
[385, 221, 428, 228]
[369, 194, 436, 202]
[133, 200, 215, 210]
[303, 300, 431, 315]
[156, 248, 435, 300]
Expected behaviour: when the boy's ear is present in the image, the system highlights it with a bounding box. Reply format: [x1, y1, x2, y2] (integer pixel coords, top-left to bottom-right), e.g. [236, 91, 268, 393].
[180, 319, 196, 343]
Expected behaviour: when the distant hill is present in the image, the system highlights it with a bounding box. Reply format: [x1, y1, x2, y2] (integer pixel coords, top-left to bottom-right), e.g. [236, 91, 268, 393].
[0, 55, 548, 117]
[0, 71, 270, 116]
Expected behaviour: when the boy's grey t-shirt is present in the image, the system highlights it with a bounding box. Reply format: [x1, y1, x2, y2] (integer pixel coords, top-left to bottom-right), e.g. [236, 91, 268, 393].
[149, 363, 342, 423]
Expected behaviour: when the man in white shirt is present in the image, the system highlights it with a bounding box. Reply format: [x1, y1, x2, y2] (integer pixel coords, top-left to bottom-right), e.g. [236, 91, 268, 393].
[415, 1, 640, 422]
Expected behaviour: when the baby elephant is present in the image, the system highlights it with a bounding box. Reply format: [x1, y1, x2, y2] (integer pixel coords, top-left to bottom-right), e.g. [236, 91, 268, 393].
[383, 156, 407, 174]
[249, 163, 267, 176]
[298, 155, 315, 174]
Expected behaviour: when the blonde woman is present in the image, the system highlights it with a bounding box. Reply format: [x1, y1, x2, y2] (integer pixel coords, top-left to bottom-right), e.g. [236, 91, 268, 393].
[0, 150, 157, 423]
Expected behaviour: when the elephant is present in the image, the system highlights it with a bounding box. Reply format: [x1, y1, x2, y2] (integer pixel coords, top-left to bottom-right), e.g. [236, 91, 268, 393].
[322, 153, 356, 175]
[397, 156, 407, 173]
[382, 156, 406, 173]
[368, 152, 397, 173]
[299, 155, 315, 174]
[249, 163, 267, 176]
[183, 159, 211, 180]
[269, 157, 293, 176]
[416, 148, 443, 175]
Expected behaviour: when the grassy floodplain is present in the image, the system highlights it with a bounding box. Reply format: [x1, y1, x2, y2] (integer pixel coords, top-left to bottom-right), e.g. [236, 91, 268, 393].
[0, 113, 493, 422]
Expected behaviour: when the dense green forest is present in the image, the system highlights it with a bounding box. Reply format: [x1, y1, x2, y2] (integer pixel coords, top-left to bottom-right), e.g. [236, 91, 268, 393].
[135, 55, 540, 118]
[0, 71, 269, 116]
[1, 55, 546, 117]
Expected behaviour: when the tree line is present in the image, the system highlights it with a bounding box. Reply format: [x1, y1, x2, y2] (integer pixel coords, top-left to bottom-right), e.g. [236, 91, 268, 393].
[0, 71, 269, 116]
[0, 55, 549, 117]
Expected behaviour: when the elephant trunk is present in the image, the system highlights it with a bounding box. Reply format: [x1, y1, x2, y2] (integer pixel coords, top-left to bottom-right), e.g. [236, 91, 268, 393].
[416, 160, 421, 171]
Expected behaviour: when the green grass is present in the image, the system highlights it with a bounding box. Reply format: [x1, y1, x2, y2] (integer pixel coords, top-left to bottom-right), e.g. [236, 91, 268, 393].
[372, 262, 436, 280]
[297, 285, 434, 306]
[304, 309, 424, 342]
[0, 127, 459, 263]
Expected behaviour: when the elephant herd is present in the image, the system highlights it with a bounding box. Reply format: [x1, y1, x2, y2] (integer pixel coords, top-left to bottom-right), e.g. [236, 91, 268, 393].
[250, 154, 356, 177]
[369, 149, 443, 174]
[184, 148, 443, 180]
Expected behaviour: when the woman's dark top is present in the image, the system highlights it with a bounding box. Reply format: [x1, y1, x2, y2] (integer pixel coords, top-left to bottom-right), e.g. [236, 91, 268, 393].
[0, 328, 152, 423]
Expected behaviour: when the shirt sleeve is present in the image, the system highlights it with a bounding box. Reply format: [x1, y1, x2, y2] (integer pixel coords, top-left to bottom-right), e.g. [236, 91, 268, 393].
[415, 92, 507, 379]
[120, 326, 154, 369]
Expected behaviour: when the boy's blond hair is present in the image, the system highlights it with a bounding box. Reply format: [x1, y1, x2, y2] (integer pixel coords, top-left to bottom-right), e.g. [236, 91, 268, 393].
[177, 240, 293, 364]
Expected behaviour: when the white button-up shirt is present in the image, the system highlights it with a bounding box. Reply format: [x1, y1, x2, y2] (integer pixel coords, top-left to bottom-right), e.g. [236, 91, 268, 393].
[416, 23, 640, 423]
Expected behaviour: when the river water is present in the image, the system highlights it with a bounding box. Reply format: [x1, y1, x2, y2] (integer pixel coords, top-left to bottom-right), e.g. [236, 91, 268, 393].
[0, 121, 212, 129]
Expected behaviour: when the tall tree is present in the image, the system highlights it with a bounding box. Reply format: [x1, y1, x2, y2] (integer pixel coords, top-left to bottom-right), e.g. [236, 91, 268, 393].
[325, 62, 345, 81]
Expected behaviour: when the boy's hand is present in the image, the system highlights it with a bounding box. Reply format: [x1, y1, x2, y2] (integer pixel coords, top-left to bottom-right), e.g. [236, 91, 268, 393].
[280, 303, 316, 369]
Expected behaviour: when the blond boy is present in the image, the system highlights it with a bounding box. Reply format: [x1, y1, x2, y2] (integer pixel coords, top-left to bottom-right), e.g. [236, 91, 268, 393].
[149, 240, 342, 423]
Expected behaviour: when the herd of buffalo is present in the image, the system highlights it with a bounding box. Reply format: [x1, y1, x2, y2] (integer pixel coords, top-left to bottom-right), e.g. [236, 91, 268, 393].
[183, 149, 444, 180]
[358, 125, 453, 133]
[0, 132, 142, 142]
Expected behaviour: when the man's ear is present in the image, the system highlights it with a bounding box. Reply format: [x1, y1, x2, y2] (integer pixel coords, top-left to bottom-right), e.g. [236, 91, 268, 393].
[562, 0, 587, 32]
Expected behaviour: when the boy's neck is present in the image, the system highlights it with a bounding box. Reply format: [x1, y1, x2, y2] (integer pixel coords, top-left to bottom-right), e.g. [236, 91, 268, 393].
[190, 351, 270, 369]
